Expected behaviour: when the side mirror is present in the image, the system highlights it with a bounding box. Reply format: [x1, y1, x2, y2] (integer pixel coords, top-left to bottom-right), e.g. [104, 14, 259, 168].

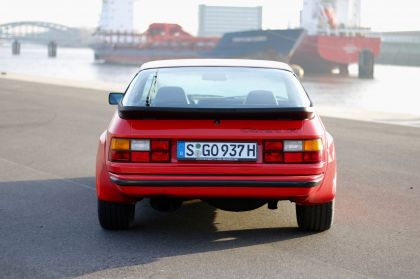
[108, 92, 124, 105]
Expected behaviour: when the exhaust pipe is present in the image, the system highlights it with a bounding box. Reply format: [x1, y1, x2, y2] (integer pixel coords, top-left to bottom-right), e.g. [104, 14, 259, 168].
[150, 198, 183, 212]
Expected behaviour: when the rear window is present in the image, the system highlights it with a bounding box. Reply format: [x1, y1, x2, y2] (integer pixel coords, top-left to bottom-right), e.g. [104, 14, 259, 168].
[122, 67, 311, 108]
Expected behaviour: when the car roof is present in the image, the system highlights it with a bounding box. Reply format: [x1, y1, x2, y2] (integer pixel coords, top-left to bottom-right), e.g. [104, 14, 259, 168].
[140, 59, 293, 71]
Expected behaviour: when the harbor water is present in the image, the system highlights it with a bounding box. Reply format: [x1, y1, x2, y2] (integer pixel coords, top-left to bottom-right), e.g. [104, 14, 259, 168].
[1, 45, 419, 116]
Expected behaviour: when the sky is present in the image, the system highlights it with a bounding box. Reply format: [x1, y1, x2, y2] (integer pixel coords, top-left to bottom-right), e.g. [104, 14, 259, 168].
[0, 0, 419, 33]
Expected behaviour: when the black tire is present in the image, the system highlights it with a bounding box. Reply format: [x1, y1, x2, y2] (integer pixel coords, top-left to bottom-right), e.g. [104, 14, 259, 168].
[296, 201, 334, 232]
[98, 199, 135, 230]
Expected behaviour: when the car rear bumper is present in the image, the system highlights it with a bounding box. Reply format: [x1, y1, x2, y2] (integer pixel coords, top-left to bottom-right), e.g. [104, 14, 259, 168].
[108, 173, 324, 199]
[110, 175, 322, 188]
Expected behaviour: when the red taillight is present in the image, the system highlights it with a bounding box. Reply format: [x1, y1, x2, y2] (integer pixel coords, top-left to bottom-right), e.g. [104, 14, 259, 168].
[264, 141, 283, 151]
[131, 151, 150, 162]
[151, 140, 170, 151]
[264, 141, 283, 163]
[110, 150, 130, 162]
[110, 138, 170, 163]
[284, 152, 303, 163]
[151, 151, 170, 162]
[151, 140, 170, 162]
[264, 139, 323, 164]
[303, 151, 322, 163]
[264, 152, 283, 163]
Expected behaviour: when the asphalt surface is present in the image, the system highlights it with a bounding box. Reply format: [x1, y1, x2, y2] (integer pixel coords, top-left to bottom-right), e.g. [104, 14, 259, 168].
[0, 78, 419, 279]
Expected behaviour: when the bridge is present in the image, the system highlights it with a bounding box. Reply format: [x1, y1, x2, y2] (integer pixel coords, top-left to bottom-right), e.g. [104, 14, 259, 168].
[0, 21, 92, 46]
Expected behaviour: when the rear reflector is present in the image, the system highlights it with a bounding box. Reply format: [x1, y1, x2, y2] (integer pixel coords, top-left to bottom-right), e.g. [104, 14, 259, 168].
[303, 151, 322, 163]
[264, 152, 283, 163]
[131, 151, 150, 162]
[110, 150, 130, 162]
[284, 152, 303, 163]
[151, 151, 170, 162]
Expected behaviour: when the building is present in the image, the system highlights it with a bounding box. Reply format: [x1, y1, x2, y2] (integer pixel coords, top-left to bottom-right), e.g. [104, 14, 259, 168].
[98, 0, 134, 32]
[376, 31, 420, 66]
[198, 5, 263, 37]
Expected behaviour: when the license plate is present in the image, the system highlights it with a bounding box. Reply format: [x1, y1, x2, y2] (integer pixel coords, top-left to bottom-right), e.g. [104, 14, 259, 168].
[177, 141, 257, 161]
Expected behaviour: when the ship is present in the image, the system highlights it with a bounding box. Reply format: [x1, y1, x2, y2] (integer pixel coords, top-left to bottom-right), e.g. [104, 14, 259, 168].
[93, 23, 220, 64]
[93, 0, 381, 75]
[290, 0, 381, 74]
[93, 23, 305, 64]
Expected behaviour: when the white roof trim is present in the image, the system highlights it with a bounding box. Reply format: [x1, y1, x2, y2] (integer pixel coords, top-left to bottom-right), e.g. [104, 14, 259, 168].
[140, 59, 292, 71]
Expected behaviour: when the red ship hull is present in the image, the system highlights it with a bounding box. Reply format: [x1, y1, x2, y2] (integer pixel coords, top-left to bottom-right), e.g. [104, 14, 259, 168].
[290, 34, 381, 73]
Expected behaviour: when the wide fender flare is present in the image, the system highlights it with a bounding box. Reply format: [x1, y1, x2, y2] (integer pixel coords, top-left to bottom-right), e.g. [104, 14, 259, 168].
[96, 131, 135, 203]
[298, 132, 336, 205]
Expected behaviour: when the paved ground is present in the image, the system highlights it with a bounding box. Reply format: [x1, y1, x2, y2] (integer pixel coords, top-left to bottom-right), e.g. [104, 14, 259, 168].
[0, 79, 419, 279]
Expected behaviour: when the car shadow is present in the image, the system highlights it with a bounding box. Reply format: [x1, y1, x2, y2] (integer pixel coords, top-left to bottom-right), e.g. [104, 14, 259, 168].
[0, 177, 315, 278]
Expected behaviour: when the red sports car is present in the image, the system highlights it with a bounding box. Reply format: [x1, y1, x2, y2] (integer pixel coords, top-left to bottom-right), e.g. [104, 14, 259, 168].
[96, 59, 336, 231]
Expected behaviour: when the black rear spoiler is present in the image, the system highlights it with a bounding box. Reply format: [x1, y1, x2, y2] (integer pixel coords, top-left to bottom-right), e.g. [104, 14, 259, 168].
[118, 105, 315, 120]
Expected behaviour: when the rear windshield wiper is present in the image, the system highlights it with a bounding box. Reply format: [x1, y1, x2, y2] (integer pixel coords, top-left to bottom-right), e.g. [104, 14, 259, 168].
[145, 71, 159, 107]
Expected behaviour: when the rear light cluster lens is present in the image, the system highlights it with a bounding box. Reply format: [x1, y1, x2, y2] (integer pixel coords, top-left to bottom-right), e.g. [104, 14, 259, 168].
[264, 139, 323, 163]
[109, 138, 170, 162]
